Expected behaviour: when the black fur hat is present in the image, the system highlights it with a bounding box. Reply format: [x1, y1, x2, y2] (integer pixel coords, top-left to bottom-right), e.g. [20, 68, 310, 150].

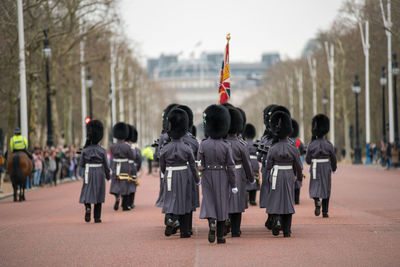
[167, 108, 188, 139]
[237, 107, 247, 133]
[126, 125, 134, 141]
[228, 107, 244, 134]
[162, 103, 179, 132]
[270, 111, 293, 139]
[243, 123, 256, 139]
[203, 104, 230, 139]
[221, 102, 234, 108]
[312, 114, 330, 138]
[263, 104, 278, 127]
[178, 105, 193, 128]
[87, 120, 104, 145]
[113, 122, 129, 140]
[268, 105, 290, 129]
[290, 119, 299, 138]
[131, 126, 138, 143]
[191, 125, 197, 137]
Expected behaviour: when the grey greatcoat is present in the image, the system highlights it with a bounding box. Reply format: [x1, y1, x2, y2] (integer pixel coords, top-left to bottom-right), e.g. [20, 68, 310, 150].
[305, 138, 337, 199]
[155, 133, 170, 207]
[128, 144, 140, 194]
[258, 135, 273, 208]
[265, 139, 303, 215]
[182, 133, 200, 210]
[109, 141, 136, 196]
[226, 136, 254, 213]
[198, 138, 237, 221]
[246, 139, 260, 191]
[79, 145, 110, 204]
[159, 139, 200, 215]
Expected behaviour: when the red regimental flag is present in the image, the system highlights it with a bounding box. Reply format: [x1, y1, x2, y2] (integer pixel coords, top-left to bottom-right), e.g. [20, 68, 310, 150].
[218, 40, 230, 104]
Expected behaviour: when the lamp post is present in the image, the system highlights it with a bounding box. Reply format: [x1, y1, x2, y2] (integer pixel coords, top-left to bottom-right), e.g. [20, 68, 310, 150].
[86, 73, 93, 119]
[393, 53, 399, 145]
[322, 92, 329, 115]
[380, 66, 387, 142]
[352, 75, 362, 164]
[43, 29, 53, 147]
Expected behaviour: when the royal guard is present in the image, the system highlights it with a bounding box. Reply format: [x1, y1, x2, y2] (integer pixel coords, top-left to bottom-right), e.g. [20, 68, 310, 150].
[306, 114, 337, 218]
[243, 123, 260, 206]
[79, 120, 110, 223]
[199, 104, 238, 244]
[155, 103, 178, 209]
[290, 119, 306, 204]
[177, 105, 199, 236]
[266, 111, 303, 237]
[125, 125, 139, 210]
[109, 122, 136, 211]
[225, 107, 254, 237]
[159, 108, 200, 238]
[129, 126, 141, 209]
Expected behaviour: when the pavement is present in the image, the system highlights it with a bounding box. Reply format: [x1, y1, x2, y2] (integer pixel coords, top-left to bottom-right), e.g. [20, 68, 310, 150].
[0, 164, 399, 267]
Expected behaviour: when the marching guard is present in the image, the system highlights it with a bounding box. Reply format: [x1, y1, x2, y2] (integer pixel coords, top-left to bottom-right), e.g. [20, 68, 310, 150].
[290, 119, 306, 204]
[266, 110, 303, 237]
[159, 108, 200, 238]
[129, 126, 141, 209]
[306, 114, 337, 218]
[225, 107, 254, 237]
[198, 104, 238, 244]
[109, 122, 136, 211]
[79, 120, 110, 223]
[243, 123, 260, 206]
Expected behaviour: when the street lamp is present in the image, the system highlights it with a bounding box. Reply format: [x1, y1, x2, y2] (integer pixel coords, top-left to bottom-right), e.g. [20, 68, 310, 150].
[393, 53, 399, 145]
[86, 72, 93, 119]
[322, 92, 329, 115]
[43, 29, 53, 147]
[380, 66, 387, 143]
[352, 75, 362, 164]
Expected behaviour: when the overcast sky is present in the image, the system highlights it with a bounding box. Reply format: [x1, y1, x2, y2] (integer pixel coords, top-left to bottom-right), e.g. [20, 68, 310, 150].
[119, 0, 345, 63]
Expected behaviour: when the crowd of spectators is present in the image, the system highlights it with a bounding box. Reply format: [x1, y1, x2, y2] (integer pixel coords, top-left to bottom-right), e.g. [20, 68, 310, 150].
[29, 145, 81, 188]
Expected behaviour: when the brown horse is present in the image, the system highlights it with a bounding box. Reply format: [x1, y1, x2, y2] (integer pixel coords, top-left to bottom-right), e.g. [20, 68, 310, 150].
[6, 151, 33, 201]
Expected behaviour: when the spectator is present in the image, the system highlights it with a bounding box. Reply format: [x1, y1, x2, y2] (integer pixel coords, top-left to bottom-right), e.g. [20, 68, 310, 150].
[32, 146, 43, 186]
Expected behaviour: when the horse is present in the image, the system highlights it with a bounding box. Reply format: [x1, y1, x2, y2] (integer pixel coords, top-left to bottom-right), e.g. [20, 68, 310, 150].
[6, 151, 33, 202]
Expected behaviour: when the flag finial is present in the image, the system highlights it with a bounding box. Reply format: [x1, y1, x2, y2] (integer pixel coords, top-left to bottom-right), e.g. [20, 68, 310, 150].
[226, 33, 231, 42]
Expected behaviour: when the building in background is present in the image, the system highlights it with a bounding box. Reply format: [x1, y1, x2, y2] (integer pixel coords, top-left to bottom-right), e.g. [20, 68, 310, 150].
[147, 52, 280, 127]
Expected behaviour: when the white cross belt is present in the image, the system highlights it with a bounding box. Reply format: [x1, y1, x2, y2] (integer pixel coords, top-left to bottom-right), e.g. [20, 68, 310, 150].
[271, 165, 292, 190]
[84, 163, 103, 184]
[312, 159, 330, 179]
[166, 165, 188, 191]
[114, 158, 129, 176]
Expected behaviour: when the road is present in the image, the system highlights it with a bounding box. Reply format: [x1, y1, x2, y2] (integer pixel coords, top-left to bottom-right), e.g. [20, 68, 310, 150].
[1, 164, 400, 266]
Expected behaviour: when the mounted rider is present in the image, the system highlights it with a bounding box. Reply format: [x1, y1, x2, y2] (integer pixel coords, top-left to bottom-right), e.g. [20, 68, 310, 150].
[10, 128, 33, 165]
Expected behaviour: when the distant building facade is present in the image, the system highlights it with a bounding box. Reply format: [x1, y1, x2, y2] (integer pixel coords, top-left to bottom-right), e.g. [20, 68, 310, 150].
[147, 52, 280, 125]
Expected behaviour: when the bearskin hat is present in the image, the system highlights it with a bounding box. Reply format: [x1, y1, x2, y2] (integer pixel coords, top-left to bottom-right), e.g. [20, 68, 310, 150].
[113, 122, 129, 140]
[167, 108, 188, 139]
[126, 124, 134, 141]
[312, 114, 330, 138]
[203, 104, 230, 139]
[268, 105, 291, 129]
[87, 120, 104, 145]
[191, 125, 197, 137]
[243, 123, 256, 139]
[131, 126, 138, 143]
[178, 105, 193, 128]
[290, 119, 299, 138]
[228, 107, 244, 134]
[263, 104, 278, 127]
[162, 103, 179, 132]
[237, 107, 247, 133]
[221, 102, 234, 108]
[270, 111, 293, 139]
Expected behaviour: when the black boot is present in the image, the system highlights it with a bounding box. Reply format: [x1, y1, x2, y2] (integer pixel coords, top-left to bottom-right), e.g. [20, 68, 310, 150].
[322, 198, 329, 217]
[231, 213, 241, 237]
[113, 194, 120, 211]
[180, 214, 191, 238]
[272, 215, 281, 236]
[282, 214, 292, 237]
[265, 214, 273, 230]
[131, 193, 135, 209]
[249, 190, 257, 206]
[217, 221, 226, 244]
[94, 203, 102, 223]
[294, 188, 300, 204]
[122, 195, 130, 211]
[165, 214, 180, 237]
[224, 217, 231, 236]
[314, 198, 321, 216]
[85, 203, 91, 222]
[188, 211, 193, 235]
[208, 218, 216, 243]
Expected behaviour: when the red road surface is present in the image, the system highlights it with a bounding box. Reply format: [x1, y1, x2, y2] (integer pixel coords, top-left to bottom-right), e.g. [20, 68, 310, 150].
[1, 164, 400, 266]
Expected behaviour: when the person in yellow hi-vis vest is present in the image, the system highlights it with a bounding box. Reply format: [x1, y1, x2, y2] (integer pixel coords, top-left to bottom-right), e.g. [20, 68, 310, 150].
[142, 145, 154, 174]
[10, 128, 33, 162]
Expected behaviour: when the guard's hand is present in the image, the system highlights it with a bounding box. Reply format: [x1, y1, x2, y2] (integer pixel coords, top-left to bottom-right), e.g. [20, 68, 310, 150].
[232, 187, 238, 194]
